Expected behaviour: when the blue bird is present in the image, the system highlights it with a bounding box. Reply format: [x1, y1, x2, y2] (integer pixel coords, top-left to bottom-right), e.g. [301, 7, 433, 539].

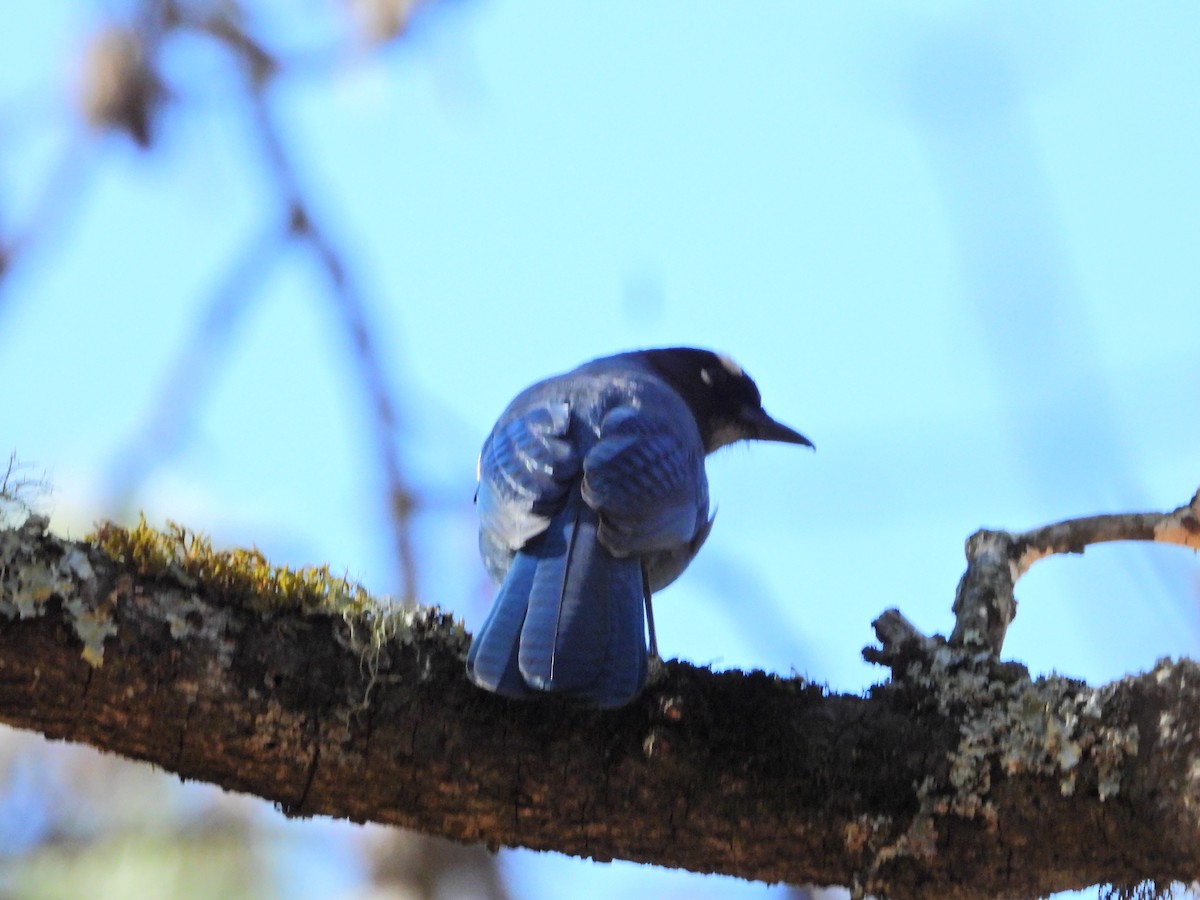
[467, 348, 812, 708]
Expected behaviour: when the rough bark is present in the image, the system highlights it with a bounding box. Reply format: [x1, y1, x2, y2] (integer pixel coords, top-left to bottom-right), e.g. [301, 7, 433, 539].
[1, 517, 1198, 899]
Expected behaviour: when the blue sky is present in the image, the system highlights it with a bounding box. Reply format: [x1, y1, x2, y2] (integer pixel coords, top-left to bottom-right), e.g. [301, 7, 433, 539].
[3, 3, 1199, 898]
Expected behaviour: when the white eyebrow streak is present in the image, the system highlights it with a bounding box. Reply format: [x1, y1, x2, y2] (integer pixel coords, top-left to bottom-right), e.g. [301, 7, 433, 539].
[717, 354, 743, 377]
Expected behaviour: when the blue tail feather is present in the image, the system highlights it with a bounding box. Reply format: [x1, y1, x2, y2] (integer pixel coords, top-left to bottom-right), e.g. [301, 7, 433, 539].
[591, 576, 648, 708]
[466, 552, 536, 698]
[468, 495, 649, 707]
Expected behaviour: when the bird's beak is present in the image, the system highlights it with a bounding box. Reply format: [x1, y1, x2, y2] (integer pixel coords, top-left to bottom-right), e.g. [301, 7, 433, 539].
[742, 407, 814, 448]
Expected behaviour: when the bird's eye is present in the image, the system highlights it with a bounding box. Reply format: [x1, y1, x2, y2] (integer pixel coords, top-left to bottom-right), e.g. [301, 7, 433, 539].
[700, 368, 713, 387]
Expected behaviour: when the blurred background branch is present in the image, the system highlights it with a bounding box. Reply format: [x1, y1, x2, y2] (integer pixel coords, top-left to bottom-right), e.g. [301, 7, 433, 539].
[0, 0, 470, 895]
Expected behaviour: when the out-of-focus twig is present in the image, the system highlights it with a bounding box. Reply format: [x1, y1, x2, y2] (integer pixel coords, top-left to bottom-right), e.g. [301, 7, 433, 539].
[286, 189, 423, 605]
[0, 453, 50, 525]
[1, 16, 164, 297]
[176, 4, 421, 602]
[77, 25, 165, 147]
[89, 1, 422, 601]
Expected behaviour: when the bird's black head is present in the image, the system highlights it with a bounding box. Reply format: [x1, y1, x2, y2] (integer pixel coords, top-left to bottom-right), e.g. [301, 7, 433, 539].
[638, 347, 813, 454]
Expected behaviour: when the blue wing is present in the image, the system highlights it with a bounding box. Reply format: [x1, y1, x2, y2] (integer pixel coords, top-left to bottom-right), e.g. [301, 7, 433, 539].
[475, 400, 581, 581]
[582, 405, 709, 558]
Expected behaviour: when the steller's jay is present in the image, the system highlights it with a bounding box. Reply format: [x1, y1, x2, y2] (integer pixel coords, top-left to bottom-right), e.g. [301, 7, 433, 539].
[467, 348, 811, 708]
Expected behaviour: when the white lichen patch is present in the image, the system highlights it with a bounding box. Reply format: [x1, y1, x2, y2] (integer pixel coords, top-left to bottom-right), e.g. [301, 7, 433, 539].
[0, 516, 117, 666]
[1147, 659, 1200, 819]
[964, 672, 1134, 810]
[164, 593, 212, 640]
[862, 653, 1142, 891]
[391, 603, 470, 647]
[63, 596, 119, 666]
[914, 652, 1137, 822]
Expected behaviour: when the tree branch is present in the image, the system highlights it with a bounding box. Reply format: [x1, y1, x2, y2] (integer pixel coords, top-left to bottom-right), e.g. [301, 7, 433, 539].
[1, 515, 1199, 899]
[951, 489, 1200, 653]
